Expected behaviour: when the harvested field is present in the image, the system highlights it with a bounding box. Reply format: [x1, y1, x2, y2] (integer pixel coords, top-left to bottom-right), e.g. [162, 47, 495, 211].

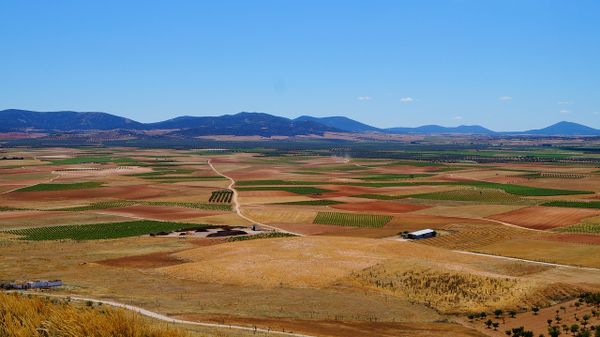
[243, 207, 318, 224]
[489, 206, 600, 230]
[477, 238, 600, 268]
[0, 211, 131, 230]
[417, 222, 535, 250]
[179, 315, 485, 337]
[330, 201, 429, 213]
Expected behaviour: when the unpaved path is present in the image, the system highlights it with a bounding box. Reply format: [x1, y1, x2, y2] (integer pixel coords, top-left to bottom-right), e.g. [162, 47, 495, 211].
[207, 159, 303, 236]
[11, 292, 317, 337]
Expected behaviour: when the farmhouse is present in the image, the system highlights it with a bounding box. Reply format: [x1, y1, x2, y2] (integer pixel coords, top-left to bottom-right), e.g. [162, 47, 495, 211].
[406, 229, 436, 240]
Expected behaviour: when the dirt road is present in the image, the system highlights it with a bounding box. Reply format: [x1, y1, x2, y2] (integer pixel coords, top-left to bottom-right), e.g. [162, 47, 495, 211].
[207, 159, 303, 236]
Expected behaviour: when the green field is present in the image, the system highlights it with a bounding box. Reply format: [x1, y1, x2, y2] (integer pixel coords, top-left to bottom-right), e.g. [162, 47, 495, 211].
[16, 182, 104, 192]
[237, 186, 332, 195]
[554, 223, 600, 234]
[52, 200, 231, 212]
[456, 181, 592, 196]
[276, 199, 344, 206]
[236, 180, 321, 186]
[357, 173, 433, 180]
[128, 168, 194, 177]
[542, 201, 600, 209]
[408, 188, 525, 204]
[6, 220, 209, 240]
[313, 212, 392, 228]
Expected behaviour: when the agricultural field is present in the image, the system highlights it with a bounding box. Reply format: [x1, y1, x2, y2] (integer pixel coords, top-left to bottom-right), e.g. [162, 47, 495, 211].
[1, 146, 600, 337]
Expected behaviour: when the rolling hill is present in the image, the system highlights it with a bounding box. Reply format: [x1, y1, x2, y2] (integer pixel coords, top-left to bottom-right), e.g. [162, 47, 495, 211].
[1, 109, 599, 136]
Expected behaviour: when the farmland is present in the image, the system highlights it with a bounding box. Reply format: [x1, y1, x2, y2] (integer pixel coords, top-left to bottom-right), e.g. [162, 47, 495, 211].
[313, 211, 392, 228]
[6, 220, 210, 240]
[1, 146, 600, 337]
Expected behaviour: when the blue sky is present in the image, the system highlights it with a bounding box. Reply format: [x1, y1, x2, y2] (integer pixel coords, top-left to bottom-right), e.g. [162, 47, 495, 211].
[1, 1, 599, 130]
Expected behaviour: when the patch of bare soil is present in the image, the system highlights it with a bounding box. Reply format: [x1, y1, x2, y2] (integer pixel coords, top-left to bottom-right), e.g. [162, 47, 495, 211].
[96, 251, 184, 269]
[178, 314, 485, 337]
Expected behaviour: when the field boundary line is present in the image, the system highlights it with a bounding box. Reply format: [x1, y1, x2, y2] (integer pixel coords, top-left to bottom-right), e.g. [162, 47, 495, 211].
[7, 291, 316, 337]
[207, 159, 303, 236]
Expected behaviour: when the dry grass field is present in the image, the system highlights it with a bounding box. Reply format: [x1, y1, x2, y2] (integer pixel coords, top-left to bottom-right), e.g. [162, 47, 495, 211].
[2, 147, 600, 336]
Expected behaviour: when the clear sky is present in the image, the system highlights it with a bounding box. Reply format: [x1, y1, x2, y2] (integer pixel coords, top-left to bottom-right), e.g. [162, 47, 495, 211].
[1, 1, 599, 130]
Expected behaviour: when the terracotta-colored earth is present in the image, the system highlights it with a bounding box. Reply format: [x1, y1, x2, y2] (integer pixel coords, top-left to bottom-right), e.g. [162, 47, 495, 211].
[533, 233, 600, 245]
[489, 206, 600, 230]
[178, 314, 485, 337]
[96, 251, 185, 269]
[331, 201, 429, 213]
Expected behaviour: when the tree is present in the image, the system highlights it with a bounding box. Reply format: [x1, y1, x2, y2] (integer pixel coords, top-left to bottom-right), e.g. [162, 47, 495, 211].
[548, 326, 561, 337]
[509, 310, 517, 318]
[492, 322, 500, 330]
[571, 324, 579, 335]
[595, 326, 600, 337]
[533, 307, 540, 315]
[495, 309, 504, 318]
[485, 319, 493, 329]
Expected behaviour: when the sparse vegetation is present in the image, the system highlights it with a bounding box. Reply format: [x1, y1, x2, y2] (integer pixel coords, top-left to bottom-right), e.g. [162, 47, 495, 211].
[237, 186, 332, 195]
[227, 232, 297, 242]
[276, 199, 344, 206]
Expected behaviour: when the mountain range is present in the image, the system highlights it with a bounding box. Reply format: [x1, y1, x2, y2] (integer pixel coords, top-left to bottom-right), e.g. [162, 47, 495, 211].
[1, 109, 599, 136]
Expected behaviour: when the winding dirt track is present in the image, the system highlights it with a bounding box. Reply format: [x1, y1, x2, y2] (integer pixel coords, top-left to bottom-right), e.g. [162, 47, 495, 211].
[207, 159, 303, 236]
[12, 292, 317, 337]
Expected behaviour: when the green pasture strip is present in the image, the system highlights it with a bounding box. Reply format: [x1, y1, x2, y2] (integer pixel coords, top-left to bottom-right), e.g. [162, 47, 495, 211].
[313, 211, 392, 228]
[554, 223, 600, 234]
[236, 179, 591, 196]
[237, 186, 332, 195]
[236, 180, 322, 186]
[141, 175, 225, 180]
[542, 201, 600, 209]
[5, 220, 210, 241]
[49, 156, 137, 165]
[16, 182, 104, 192]
[454, 181, 593, 196]
[275, 199, 344, 206]
[52, 200, 231, 212]
[356, 173, 433, 180]
[227, 232, 297, 242]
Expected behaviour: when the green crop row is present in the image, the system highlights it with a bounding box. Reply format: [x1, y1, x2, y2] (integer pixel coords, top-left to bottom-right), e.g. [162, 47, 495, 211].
[52, 200, 231, 212]
[237, 186, 332, 195]
[542, 201, 600, 209]
[6, 220, 210, 240]
[554, 223, 600, 234]
[276, 199, 344, 206]
[227, 232, 296, 242]
[313, 212, 392, 228]
[16, 182, 104, 192]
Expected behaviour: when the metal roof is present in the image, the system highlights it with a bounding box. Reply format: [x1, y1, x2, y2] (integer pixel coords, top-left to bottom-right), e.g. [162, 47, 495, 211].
[408, 229, 435, 236]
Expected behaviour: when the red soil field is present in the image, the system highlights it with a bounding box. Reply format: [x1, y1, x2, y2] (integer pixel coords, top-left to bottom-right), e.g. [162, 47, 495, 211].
[533, 233, 600, 245]
[331, 201, 429, 213]
[489, 206, 600, 230]
[97, 251, 185, 269]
